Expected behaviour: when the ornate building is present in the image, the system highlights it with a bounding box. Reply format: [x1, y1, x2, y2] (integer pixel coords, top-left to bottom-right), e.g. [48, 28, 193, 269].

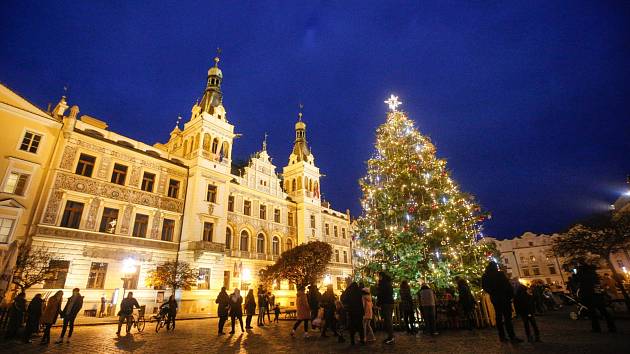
[3, 56, 353, 314]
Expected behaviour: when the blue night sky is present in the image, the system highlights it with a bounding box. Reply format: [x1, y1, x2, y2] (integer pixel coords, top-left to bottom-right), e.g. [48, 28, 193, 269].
[1, 1, 629, 239]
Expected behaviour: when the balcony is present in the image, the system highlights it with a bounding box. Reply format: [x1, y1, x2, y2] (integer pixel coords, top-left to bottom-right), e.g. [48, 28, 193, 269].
[187, 240, 225, 253]
[224, 249, 276, 261]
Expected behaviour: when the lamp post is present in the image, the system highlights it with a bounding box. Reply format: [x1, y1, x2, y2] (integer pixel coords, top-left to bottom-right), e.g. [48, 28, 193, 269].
[121, 258, 137, 299]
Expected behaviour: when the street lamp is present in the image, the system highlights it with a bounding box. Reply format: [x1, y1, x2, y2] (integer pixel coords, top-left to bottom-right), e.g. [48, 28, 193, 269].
[323, 274, 332, 286]
[121, 258, 137, 298]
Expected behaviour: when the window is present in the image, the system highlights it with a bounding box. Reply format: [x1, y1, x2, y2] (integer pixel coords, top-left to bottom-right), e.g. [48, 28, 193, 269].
[198, 268, 211, 290]
[288, 211, 294, 226]
[528, 242, 534, 246]
[530, 255, 536, 262]
[259, 205, 266, 219]
[257, 233, 265, 253]
[211, 138, 219, 154]
[2, 172, 29, 196]
[342, 228, 346, 239]
[19, 131, 42, 153]
[110, 163, 128, 185]
[60, 201, 84, 229]
[325, 223, 330, 235]
[44, 260, 70, 289]
[286, 238, 293, 251]
[335, 250, 340, 263]
[336, 277, 344, 291]
[132, 214, 149, 238]
[343, 251, 348, 263]
[141, 172, 155, 192]
[274, 209, 280, 223]
[161, 219, 175, 241]
[124, 266, 140, 289]
[225, 228, 232, 249]
[206, 184, 217, 203]
[75, 154, 96, 177]
[504, 258, 509, 264]
[522, 268, 531, 277]
[203, 222, 214, 242]
[334, 225, 338, 237]
[167, 179, 180, 198]
[533, 267, 541, 276]
[243, 200, 251, 216]
[548, 266, 557, 275]
[310, 215, 315, 228]
[240, 230, 249, 251]
[0, 218, 15, 243]
[228, 195, 234, 212]
[223, 270, 230, 289]
[86, 262, 107, 289]
[99, 207, 119, 233]
[272, 236, 280, 255]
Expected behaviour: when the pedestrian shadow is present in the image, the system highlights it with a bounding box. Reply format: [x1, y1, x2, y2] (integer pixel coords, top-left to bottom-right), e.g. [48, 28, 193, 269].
[114, 333, 146, 352]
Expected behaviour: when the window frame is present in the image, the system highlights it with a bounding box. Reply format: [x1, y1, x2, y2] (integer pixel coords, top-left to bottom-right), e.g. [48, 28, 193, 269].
[227, 195, 234, 212]
[203, 222, 214, 242]
[60, 200, 84, 229]
[75, 153, 97, 177]
[141, 172, 156, 192]
[86, 262, 108, 289]
[1, 171, 29, 196]
[206, 184, 217, 203]
[43, 260, 70, 289]
[256, 233, 265, 254]
[17, 130, 43, 154]
[240, 230, 249, 252]
[0, 217, 16, 244]
[161, 218, 175, 242]
[99, 207, 119, 234]
[243, 200, 251, 216]
[197, 268, 211, 290]
[110, 163, 128, 185]
[259, 204, 266, 220]
[132, 213, 149, 238]
[167, 179, 181, 198]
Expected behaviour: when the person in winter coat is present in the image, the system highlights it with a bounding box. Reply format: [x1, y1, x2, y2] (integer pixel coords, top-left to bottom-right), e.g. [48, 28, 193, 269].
[576, 263, 616, 333]
[215, 287, 230, 335]
[257, 287, 267, 326]
[23, 294, 43, 343]
[159, 295, 178, 330]
[341, 282, 365, 345]
[291, 286, 311, 338]
[56, 288, 84, 344]
[399, 280, 416, 334]
[116, 292, 140, 335]
[513, 279, 541, 342]
[419, 284, 438, 335]
[455, 277, 475, 330]
[361, 287, 376, 342]
[377, 271, 395, 344]
[40, 291, 63, 345]
[244, 289, 256, 329]
[4, 292, 26, 340]
[228, 288, 244, 334]
[307, 284, 321, 326]
[481, 261, 522, 343]
[320, 284, 337, 337]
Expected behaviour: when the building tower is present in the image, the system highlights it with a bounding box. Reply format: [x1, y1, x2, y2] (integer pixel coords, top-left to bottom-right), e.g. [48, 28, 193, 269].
[282, 109, 322, 244]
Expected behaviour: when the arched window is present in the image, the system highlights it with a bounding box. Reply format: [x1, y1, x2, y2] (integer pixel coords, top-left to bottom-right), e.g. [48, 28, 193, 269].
[203, 133, 211, 151]
[291, 179, 296, 191]
[240, 230, 249, 251]
[221, 141, 230, 159]
[308, 178, 312, 191]
[286, 238, 293, 251]
[225, 228, 232, 249]
[335, 250, 340, 263]
[194, 133, 200, 150]
[297, 177, 302, 190]
[212, 138, 219, 154]
[257, 233, 265, 254]
[272, 236, 280, 255]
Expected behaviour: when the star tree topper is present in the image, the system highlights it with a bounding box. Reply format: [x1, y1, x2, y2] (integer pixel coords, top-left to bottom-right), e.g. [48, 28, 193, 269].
[384, 94, 402, 112]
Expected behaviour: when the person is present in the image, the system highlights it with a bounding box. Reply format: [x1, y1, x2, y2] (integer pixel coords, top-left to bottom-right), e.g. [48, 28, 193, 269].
[399, 280, 416, 334]
[228, 288, 244, 334]
[99, 296, 107, 318]
[273, 303, 281, 323]
[116, 292, 140, 336]
[40, 291, 63, 345]
[455, 277, 475, 330]
[576, 264, 616, 333]
[341, 282, 364, 345]
[257, 287, 267, 326]
[513, 279, 541, 342]
[265, 291, 273, 323]
[320, 284, 337, 337]
[481, 261, 522, 343]
[215, 287, 230, 335]
[361, 286, 376, 342]
[377, 271, 394, 344]
[532, 282, 545, 314]
[419, 284, 438, 335]
[160, 295, 178, 330]
[56, 288, 84, 343]
[334, 298, 346, 343]
[291, 286, 311, 338]
[244, 289, 256, 329]
[307, 284, 321, 327]
[23, 294, 44, 343]
[4, 292, 26, 340]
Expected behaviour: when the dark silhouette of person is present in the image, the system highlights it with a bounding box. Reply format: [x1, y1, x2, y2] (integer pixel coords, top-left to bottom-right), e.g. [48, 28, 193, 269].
[482, 261, 522, 343]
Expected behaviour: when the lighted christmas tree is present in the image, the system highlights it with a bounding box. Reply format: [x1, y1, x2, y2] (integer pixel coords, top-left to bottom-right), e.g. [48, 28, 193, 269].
[355, 95, 493, 290]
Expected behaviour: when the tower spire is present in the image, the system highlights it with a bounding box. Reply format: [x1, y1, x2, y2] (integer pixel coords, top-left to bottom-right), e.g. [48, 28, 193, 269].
[199, 47, 224, 113]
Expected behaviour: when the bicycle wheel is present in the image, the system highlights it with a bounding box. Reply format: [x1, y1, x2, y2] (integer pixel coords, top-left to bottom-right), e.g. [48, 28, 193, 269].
[156, 319, 164, 333]
[137, 317, 146, 332]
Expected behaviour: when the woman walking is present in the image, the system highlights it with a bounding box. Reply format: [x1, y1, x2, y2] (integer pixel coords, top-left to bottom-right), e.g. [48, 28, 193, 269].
[244, 289, 256, 329]
[215, 287, 230, 335]
[228, 288, 244, 334]
[361, 286, 376, 342]
[23, 294, 43, 343]
[40, 291, 63, 345]
[291, 286, 311, 338]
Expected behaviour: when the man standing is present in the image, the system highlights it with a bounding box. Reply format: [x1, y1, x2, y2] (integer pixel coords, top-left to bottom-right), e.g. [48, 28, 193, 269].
[377, 271, 394, 345]
[257, 287, 267, 326]
[116, 292, 140, 335]
[307, 284, 320, 327]
[56, 288, 84, 343]
[215, 287, 230, 335]
[576, 264, 616, 333]
[482, 261, 523, 343]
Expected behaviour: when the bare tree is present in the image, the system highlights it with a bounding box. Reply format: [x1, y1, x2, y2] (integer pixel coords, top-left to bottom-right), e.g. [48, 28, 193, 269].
[12, 246, 55, 292]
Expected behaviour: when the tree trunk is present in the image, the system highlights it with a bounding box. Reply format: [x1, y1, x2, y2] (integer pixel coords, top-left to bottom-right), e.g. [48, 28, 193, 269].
[605, 257, 630, 312]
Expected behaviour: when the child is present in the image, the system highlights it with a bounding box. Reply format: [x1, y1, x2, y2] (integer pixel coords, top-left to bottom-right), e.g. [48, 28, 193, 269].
[361, 287, 376, 342]
[514, 279, 541, 342]
[273, 304, 280, 323]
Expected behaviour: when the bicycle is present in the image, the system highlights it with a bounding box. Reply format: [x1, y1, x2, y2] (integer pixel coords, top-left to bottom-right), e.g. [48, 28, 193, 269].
[126, 305, 146, 333]
[154, 311, 174, 333]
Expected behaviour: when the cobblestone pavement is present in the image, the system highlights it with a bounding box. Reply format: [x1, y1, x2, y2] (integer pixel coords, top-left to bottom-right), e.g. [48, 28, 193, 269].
[0, 310, 627, 354]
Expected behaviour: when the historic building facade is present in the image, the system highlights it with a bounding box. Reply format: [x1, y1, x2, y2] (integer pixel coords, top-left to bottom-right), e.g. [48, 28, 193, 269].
[3, 56, 353, 314]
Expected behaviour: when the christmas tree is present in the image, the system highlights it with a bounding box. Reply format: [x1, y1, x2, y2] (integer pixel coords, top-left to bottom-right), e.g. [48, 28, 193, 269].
[355, 95, 493, 290]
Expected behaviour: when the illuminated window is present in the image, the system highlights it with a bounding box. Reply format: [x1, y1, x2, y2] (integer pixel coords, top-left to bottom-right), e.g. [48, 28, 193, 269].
[99, 207, 119, 233]
[0, 218, 15, 244]
[2, 172, 28, 196]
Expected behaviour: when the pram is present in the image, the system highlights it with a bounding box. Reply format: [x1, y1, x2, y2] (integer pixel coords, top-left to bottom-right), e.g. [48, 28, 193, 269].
[559, 293, 588, 320]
